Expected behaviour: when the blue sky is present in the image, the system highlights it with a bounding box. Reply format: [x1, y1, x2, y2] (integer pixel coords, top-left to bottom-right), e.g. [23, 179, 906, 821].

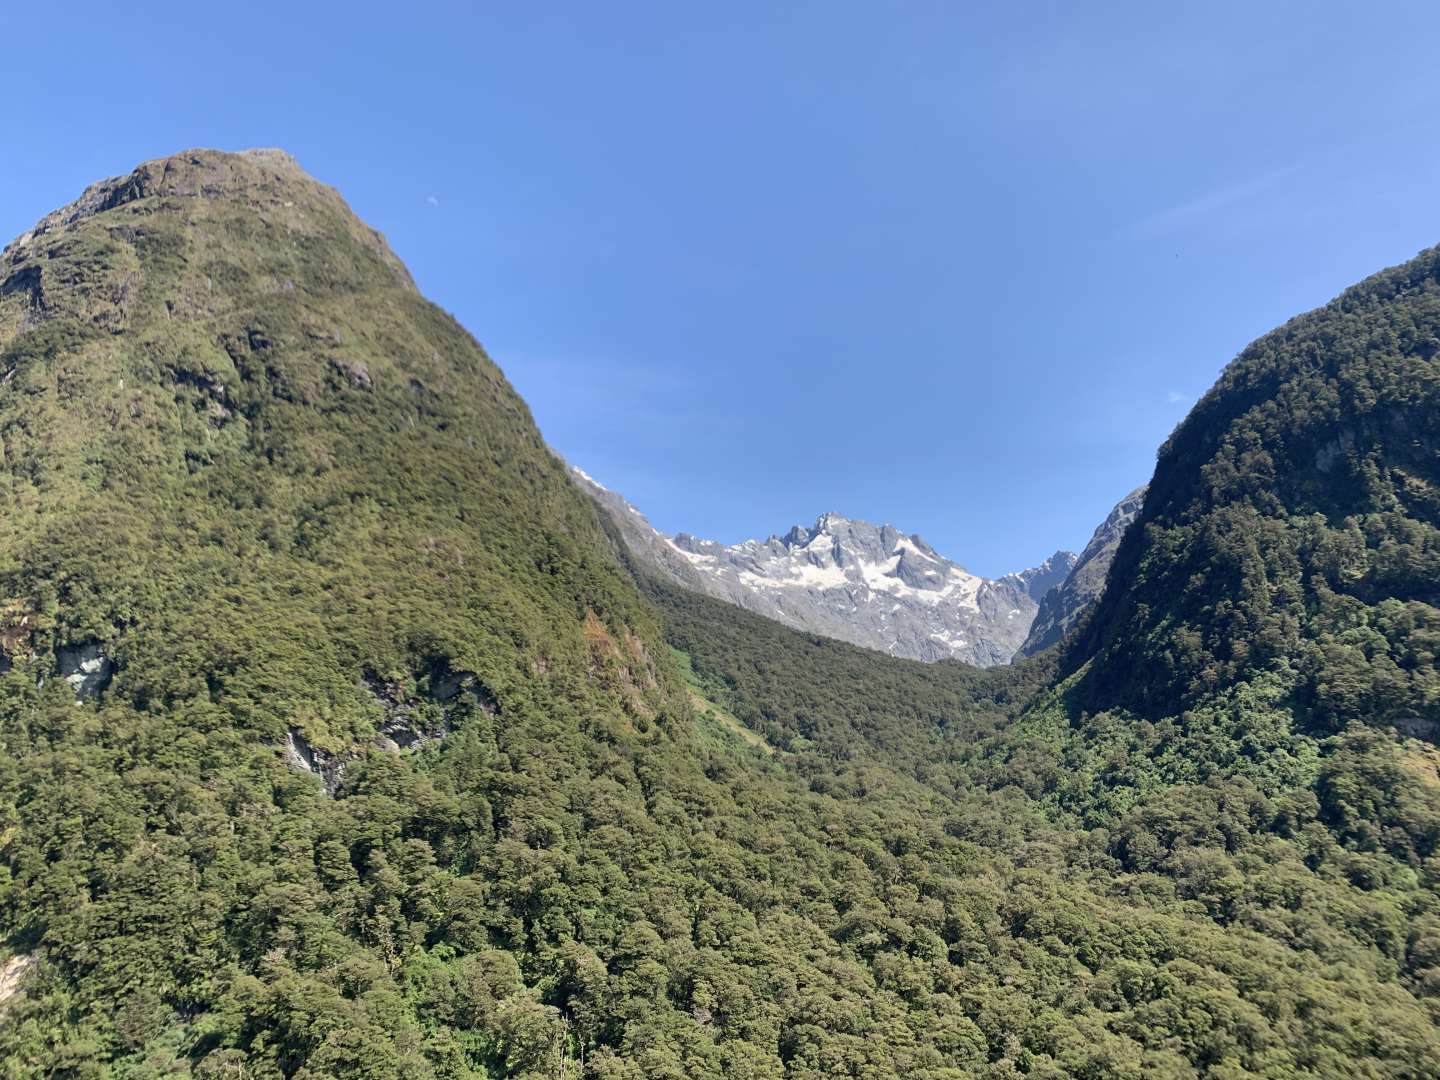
[5, 3, 1440, 575]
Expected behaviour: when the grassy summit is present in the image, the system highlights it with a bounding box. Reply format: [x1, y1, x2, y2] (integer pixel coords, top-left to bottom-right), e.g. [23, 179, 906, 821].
[0, 151, 1436, 1078]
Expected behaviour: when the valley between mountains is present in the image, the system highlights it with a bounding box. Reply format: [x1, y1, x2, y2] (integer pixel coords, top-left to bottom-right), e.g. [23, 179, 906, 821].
[0, 150, 1437, 1080]
[572, 469, 1145, 667]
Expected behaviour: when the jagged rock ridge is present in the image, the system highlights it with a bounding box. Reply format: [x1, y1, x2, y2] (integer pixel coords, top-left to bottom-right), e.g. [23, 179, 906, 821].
[573, 467, 1076, 665]
[1019, 485, 1147, 656]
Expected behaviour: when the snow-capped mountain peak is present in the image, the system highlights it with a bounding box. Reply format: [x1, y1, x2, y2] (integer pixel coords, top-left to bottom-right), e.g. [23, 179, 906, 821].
[571, 467, 1077, 666]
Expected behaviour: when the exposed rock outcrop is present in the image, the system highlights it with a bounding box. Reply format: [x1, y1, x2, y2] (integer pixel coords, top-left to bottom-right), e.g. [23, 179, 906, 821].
[0, 954, 35, 1013]
[283, 728, 349, 795]
[57, 643, 113, 698]
[366, 660, 496, 751]
[282, 661, 497, 793]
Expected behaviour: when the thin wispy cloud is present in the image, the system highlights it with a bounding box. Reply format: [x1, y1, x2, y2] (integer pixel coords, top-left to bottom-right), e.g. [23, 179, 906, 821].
[1166, 390, 1187, 404]
[500, 349, 720, 432]
[1127, 165, 1299, 236]
[425, 195, 440, 207]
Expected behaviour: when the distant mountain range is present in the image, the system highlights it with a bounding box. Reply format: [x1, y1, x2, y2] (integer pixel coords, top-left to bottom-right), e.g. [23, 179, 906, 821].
[573, 467, 1100, 665]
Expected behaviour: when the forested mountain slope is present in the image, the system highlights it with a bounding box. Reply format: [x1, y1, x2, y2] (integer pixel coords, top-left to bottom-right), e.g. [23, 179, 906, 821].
[0, 150, 1436, 1080]
[635, 246, 1440, 1075]
[644, 574, 1440, 1079]
[1070, 249, 1440, 727]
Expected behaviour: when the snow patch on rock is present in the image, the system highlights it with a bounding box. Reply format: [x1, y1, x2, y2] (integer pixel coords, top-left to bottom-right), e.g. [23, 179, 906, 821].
[570, 460, 1078, 667]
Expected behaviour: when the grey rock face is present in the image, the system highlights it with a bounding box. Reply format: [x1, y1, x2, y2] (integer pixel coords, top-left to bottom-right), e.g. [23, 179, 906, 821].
[572, 467, 1075, 667]
[57, 643, 113, 698]
[1014, 550, 1078, 603]
[284, 728, 348, 795]
[1019, 485, 1147, 657]
[0, 953, 35, 1011]
[366, 661, 495, 751]
[283, 661, 495, 793]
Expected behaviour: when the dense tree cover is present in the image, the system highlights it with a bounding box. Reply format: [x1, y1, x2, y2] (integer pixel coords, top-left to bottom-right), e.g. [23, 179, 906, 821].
[632, 246, 1440, 1072]
[646, 572, 1056, 779]
[652, 582, 1440, 1079]
[0, 149, 1436, 1079]
[1071, 246, 1440, 730]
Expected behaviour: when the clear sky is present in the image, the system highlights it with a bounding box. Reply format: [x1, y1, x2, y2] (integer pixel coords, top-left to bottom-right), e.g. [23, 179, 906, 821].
[5, 3, 1440, 576]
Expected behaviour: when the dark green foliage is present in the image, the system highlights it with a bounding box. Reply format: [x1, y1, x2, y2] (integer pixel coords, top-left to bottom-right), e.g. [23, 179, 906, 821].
[1072, 247, 1440, 729]
[650, 572, 1055, 773]
[649, 579, 1440, 1079]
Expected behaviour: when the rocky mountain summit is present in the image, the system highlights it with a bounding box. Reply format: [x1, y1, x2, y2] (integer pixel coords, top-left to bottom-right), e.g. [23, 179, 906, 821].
[573, 468, 1075, 665]
[1019, 484, 1147, 656]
